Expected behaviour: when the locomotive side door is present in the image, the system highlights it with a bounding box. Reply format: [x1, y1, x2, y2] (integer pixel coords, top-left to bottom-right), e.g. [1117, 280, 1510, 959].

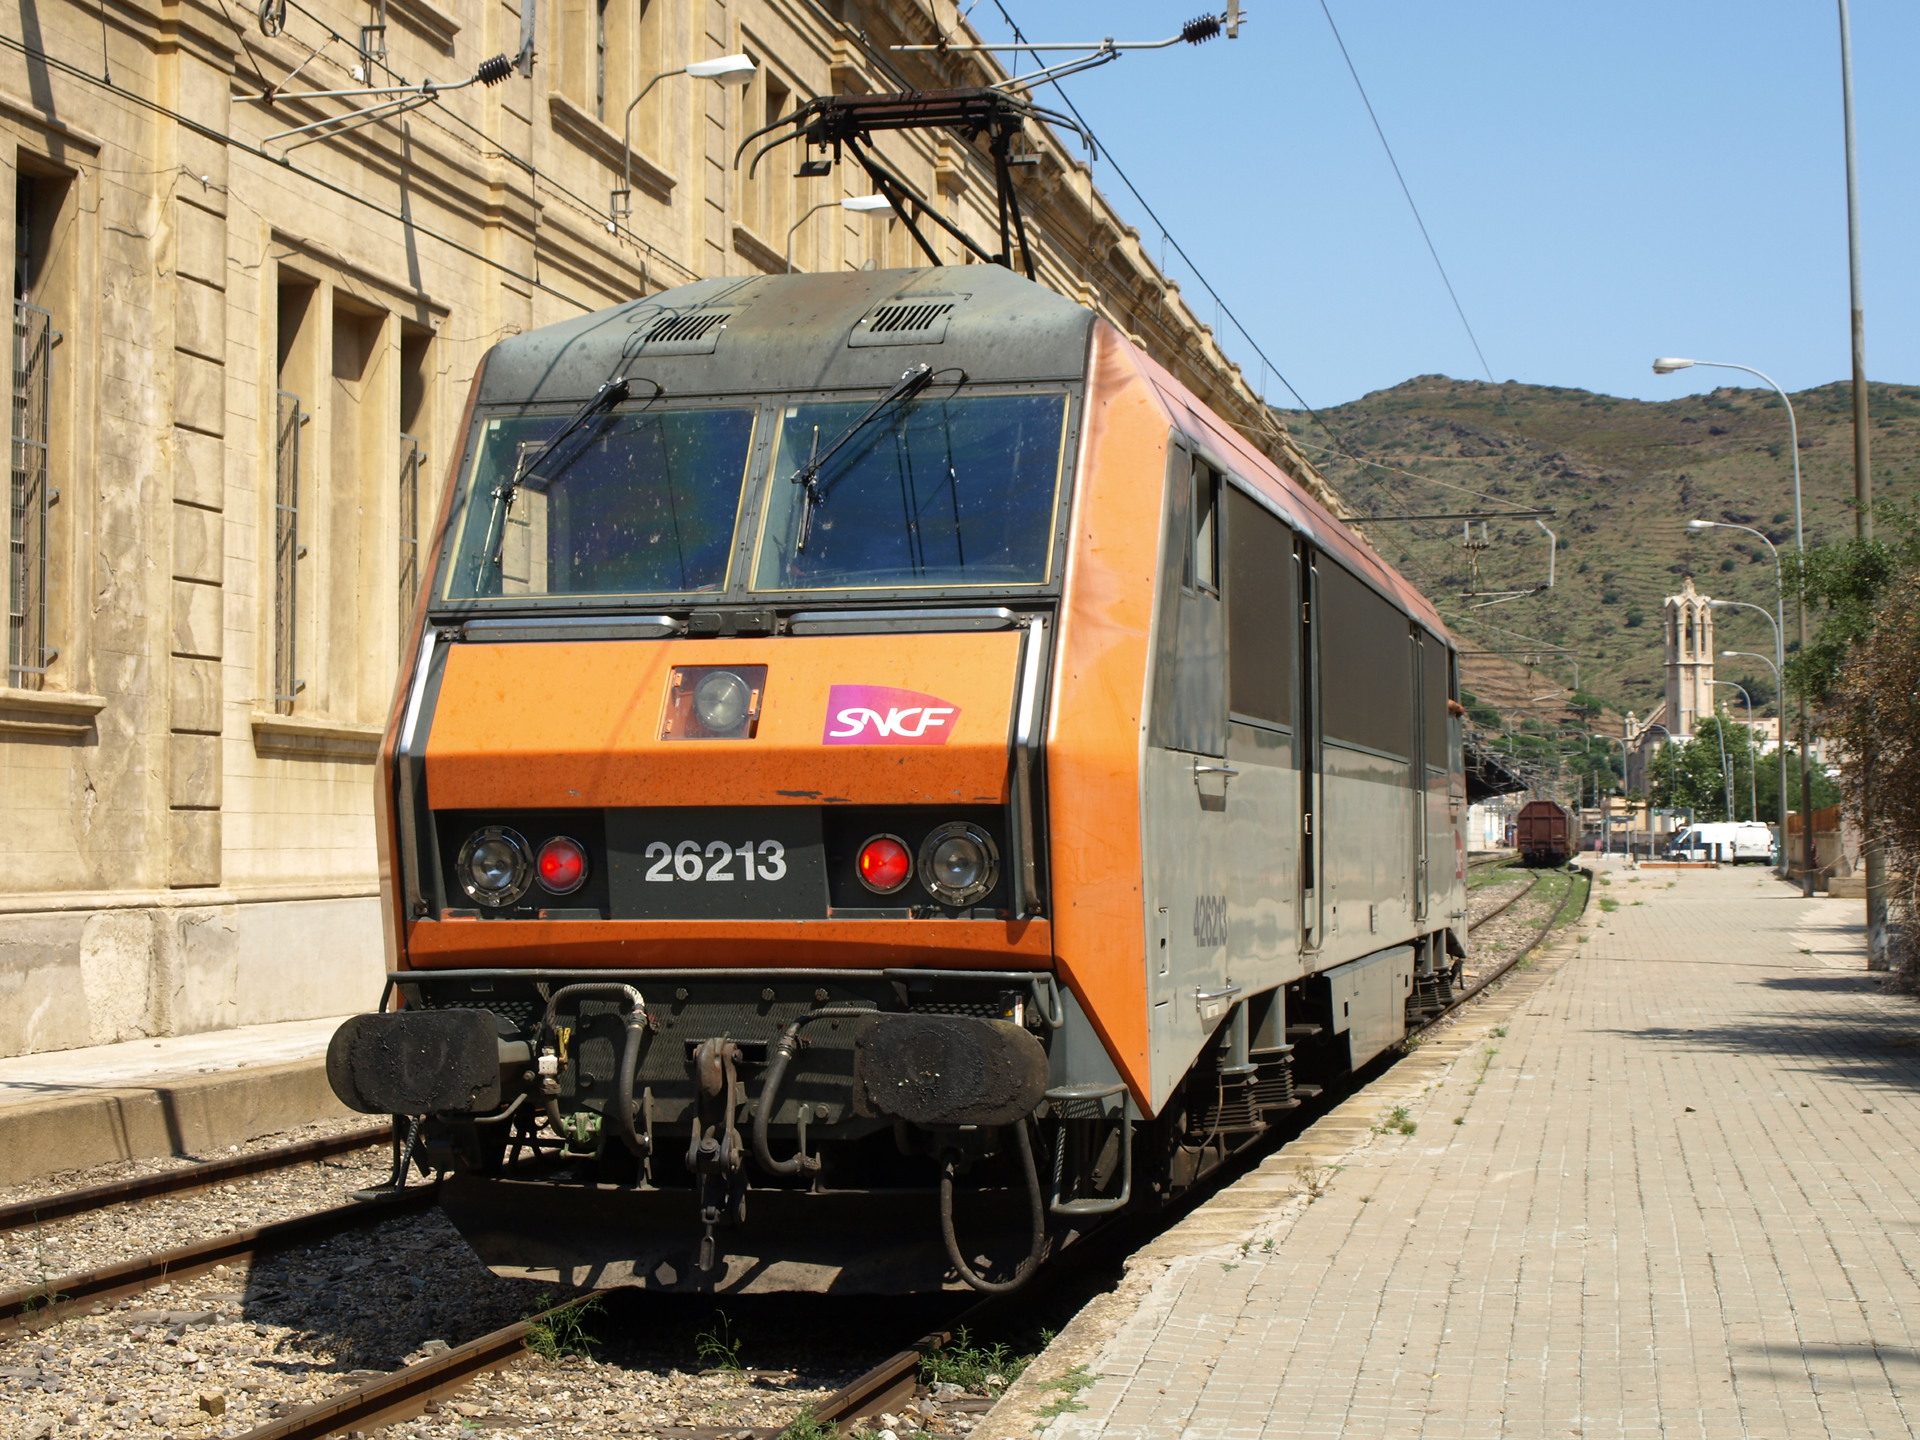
[1297, 543, 1323, 952]
[1142, 445, 1234, 1112]
[1411, 629, 1430, 921]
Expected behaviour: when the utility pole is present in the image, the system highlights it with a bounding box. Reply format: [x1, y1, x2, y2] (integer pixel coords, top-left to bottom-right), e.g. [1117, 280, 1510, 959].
[1839, 0, 1888, 966]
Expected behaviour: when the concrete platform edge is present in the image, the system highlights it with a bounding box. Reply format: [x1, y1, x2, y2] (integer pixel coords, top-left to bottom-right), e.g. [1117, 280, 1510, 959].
[974, 919, 1591, 1440]
[0, 1058, 354, 1187]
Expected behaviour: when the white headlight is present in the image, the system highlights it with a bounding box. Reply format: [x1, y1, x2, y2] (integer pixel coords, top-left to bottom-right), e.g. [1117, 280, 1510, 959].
[917, 822, 999, 907]
[693, 669, 752, 733]
[457, 826, 533, 907]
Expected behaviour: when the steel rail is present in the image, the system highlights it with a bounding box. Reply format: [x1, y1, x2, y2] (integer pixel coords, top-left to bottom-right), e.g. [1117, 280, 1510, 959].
[234, 1290, 994, 1440]
[1419, 867, 1590, 1038]
[0, 1190, 434, 1337]
[1467, 872, 1545, 933]
[0, 1125, 393, 1236]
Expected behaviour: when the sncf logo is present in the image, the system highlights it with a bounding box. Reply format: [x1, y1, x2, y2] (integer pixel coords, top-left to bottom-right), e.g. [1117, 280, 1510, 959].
[822, 684, 962, 746]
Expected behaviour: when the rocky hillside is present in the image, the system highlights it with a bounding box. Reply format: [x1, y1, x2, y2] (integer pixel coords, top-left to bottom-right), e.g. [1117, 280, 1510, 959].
[1282, 377, 1920, 721]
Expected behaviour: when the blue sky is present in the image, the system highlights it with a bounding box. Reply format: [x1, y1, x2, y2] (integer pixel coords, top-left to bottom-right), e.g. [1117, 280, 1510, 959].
[967, 2, 1920, 407]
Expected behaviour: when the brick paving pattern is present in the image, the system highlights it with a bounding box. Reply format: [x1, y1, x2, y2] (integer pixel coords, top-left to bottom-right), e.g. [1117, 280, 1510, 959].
[1050, 864, 1917, 1439]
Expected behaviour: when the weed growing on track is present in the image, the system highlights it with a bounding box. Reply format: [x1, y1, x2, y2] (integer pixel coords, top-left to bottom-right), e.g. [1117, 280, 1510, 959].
[778, 1407, 835, 1440]
[523, 1295, 603, 1361]
[1598, 896, 1620, 913]
[695, 1309, 745, 1371]
[921, 1326, 1030, 1390]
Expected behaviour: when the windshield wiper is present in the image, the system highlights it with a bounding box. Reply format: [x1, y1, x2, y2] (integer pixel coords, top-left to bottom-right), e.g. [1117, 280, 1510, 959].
[790, 363, 935, 551]
[473, 377, 638, 587]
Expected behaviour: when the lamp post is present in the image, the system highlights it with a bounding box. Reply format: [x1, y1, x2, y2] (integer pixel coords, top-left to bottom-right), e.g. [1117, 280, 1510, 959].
[1714, 680, 1758, 822]
[1657, 361, 1815, 895]
[784, 193, 893, 272]
[1641, 721, 1679, 844]
[1574, 729, 1628, 857]
[610, 55, 757, 229]
[1724, 648, 1791, 873]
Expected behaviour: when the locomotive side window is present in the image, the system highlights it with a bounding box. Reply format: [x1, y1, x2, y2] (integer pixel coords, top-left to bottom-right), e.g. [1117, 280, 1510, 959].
[1421, 629, 1449, 769]
[1225, 487, 1293, 728]
[1149, 445, 1226, 756]
[1318, 562, 1412, 759]
[1188, 459, 1219, 594]
[443, 406, 758, 601]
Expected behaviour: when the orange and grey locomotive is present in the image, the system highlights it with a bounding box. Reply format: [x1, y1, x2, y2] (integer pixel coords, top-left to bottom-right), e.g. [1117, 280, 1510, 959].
[327, 261, 1468, 1293]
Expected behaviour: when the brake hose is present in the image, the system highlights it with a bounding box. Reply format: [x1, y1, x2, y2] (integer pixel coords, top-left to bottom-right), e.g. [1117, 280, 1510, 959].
[939, 1118, 1047, 1294]
[751, 1007, 874, 1176]
[535, 983, 649, 1158]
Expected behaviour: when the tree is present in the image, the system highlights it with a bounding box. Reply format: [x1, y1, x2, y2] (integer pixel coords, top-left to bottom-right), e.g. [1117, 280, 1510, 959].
[1789, 500, 1920, 986]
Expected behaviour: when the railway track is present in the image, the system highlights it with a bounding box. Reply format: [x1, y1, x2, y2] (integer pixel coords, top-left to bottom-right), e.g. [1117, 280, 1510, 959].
[0, 1189, 435, 1338]
[1467, 870, 1545, 933]
[231, 1297, 983, 1440]
[0, 1124, 393, 1236]
[1424, 865, 1590, 1037]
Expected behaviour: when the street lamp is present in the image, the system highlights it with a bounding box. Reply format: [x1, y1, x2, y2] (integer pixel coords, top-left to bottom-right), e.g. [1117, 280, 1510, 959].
[1724, 648, 1790, 874]
[784, 194, 893, 272]
[1660, 359, 1814, 894]
[1640, 721, 1681, 841]
[1713, 680, 1758, 823]
[611, 55, 757, 228]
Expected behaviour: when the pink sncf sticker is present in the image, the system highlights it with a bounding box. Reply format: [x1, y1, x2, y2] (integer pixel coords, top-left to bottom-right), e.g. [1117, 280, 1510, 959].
[822, 685, 962, 746]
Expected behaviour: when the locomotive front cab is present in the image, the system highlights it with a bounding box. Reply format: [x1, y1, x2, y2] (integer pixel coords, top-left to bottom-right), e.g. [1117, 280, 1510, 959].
[333, 269, 1132, 1292]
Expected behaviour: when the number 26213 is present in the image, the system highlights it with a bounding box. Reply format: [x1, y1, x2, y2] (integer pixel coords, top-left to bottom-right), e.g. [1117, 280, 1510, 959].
[643, 840, 788, 883]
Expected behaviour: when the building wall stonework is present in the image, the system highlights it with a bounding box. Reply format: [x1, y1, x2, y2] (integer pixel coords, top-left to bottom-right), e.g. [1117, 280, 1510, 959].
[0, 0, 1331, 1056]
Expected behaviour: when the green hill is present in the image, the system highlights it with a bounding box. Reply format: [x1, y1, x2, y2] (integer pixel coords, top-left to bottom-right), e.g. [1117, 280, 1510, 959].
[1282, 377, 1920, 721]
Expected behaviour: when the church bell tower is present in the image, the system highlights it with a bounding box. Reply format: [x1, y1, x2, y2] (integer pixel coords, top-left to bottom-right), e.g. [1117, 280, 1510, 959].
[1664, 577, 1715, 738]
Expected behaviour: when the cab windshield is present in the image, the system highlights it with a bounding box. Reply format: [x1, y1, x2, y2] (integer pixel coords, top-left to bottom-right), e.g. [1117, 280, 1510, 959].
[752, 391, 1068, 592]
[442, 406, 756, 601]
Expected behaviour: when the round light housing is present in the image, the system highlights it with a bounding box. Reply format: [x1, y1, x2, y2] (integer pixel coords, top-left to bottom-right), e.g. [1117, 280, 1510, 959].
[536, 835, 589, 895]
[856, 834, 913, 894]
[693, 669, 752, 734]
[458, 826, 533, 907]
[917, 822, 1000, 908]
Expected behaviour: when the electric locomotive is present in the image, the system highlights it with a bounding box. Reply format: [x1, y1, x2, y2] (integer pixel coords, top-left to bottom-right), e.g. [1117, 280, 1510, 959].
[328, 264, 1469, 1293]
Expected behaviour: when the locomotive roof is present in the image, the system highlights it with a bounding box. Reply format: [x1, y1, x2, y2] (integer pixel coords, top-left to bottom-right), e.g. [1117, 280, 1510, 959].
[473, 265, 1449, 643]
[475, 265, 1096, 406]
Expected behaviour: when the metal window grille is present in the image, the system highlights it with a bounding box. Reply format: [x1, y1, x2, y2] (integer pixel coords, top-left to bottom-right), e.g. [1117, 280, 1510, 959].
[398, 432, 422, 644]
[9, 300, 52, 690]
[274, 389, 303, 714]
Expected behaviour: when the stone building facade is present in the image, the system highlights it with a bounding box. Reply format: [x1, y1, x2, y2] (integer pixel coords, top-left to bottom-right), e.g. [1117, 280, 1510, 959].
[0, 0, 1324, 1055]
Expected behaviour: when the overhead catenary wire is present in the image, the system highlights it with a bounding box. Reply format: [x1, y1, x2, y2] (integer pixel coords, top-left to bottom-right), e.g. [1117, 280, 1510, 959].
[982, 0, 1523, 527]
[1315, 0, 1498, 387]
[223, 0, 698, 286]
[0, 30, 601, 312]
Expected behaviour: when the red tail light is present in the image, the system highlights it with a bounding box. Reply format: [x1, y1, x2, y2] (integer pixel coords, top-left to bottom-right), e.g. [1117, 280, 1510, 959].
[536, 836, 589, 895]
[856, 834, 913, 894]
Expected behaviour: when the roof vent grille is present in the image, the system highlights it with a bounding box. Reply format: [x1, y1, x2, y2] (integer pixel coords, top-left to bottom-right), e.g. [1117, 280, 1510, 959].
[869, 302, 954, 334]
[632, 308, 740, 355]
[849, 295, 964, 348]
[645, 312, 730, 345]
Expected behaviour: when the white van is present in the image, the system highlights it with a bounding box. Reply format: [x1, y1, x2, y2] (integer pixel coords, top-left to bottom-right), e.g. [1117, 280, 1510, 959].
[1665, 821, 1775, 864]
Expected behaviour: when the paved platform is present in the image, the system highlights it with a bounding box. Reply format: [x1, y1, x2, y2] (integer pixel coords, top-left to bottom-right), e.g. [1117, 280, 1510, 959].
[993, 863, 1915, 1440]
[0, 1016, 354, 1186]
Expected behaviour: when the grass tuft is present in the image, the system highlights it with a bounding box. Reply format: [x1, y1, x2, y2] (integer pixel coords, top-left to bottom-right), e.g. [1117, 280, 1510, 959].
[921, 1326, 1030, 1391]
[523, 1295, 603, 1362]
[695, 1310, 745, 1372]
